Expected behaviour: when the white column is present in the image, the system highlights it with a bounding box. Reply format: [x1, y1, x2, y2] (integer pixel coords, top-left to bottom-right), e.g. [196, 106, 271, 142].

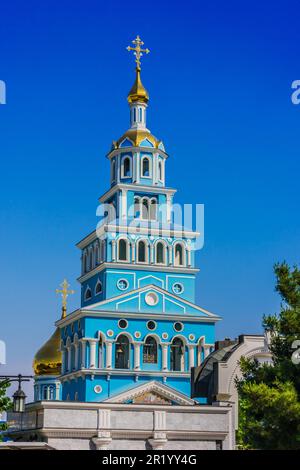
[162, 344, 168, 371]
[55, 383, 60, 400]
[89, 339, 97, 368]
[150, 244, 154, 264]
[131, 241, 135, 263]
[166, 195, 172, 223]
[187, 248, 191, 267]
[106, 341, 113, 369]
[111, 240, 116, 262]
[134, 343, 141, 370]
[168, 245, 172, 265]
[80, 339, 86, 368]
[188, 345, 196, 369]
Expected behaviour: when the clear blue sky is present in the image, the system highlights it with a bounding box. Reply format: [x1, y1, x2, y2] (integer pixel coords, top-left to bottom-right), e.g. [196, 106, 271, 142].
[1, 0, 300, 397]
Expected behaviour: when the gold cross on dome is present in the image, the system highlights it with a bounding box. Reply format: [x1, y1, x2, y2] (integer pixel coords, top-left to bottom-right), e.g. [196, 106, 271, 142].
[56, 279, 74, 316]
[126, 35, 150, 70]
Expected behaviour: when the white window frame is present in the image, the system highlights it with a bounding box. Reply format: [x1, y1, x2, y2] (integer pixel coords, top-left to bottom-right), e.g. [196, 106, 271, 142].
[141, 155, 152, 179]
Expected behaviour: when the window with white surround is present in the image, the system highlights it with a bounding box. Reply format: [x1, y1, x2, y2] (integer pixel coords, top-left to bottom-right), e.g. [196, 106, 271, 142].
[141, 156, 151, 177]
[174, 242, 185, 266]
[121, 156, 131, 178]
[111, 159, 116, 182]
[118, 238, 129, 262]
[84, 286, 92, 301]
[158, 160, 163, 181]
[137, 239, 147, 263]
[170, 337, 185, 371]
[95, 280, 102, 295]
[143, 336, 158, 364]
[156, 241, 166, 264]
[115, 334, 130, 369]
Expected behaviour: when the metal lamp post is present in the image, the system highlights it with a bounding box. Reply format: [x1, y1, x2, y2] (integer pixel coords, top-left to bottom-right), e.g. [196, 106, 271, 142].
[0, 374, 33, 413]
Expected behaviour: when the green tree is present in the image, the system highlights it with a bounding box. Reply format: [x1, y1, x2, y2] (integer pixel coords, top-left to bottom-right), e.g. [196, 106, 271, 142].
[0, 380, 12, 441]
[236, 262, 300, 449]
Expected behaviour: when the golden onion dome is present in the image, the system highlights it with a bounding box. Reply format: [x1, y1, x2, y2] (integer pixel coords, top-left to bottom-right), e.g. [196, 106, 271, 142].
[127, 69, 149, 104]
[33, 327, 62, 376]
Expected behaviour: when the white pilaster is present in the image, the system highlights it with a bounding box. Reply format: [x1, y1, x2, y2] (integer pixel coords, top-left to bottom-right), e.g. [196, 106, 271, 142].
[111, 240, 116, 262]
[121, 189, 128, 220]
[80, 339, 86, 368]
[134, 343, 141, 370]
[106, 341, 113, 369]
[188, 345, 196, 369]
[162, 344, 168, 371]
[89, 339, 97, 369]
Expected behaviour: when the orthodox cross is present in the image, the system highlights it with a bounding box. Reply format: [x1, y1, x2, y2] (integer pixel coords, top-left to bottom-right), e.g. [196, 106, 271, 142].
[126, 35, 150, 70]
[56, 279, 75, 317]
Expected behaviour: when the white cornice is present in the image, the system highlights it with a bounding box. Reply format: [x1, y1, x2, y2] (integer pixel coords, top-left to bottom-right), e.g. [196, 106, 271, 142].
[106, 147, 169, 160]
[77, 262, 199, 283]
[98, 183, 177, 204]
[56, 307, 220, 328]
[59, 369, 191, 381]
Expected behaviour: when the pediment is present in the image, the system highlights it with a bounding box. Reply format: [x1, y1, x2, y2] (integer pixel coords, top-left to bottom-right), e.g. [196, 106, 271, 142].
[104, 380, 195, 406]
[85, 284, 219, 319]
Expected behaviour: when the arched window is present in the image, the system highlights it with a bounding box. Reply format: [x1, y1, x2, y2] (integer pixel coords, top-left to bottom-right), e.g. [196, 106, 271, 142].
[170, 338, 185, 371]
[150, 199, 157, 220]
[111, 160, 116, 182]
[98, 337, 103, 368]
[143, 336, 158, 364]
[142, 198, 149, 219]
[142, 157, 150, 177]
[74, 392, 79, 401]
[43, 386, 48, 400]
[134, 197, 141, 218]
[138, 240, 146, 263]
[101, 240, 105, 262]
[95, 244, 99, 265]
[49, 386, 54, 400]
[115, 335, 130, 369]
[89, 250, 93, 270]
[158, 161, 162, 181]
[156, 241, 165, 264]
[122, 157, 131, 178]
[118, 239, 128, 261]
[174, 243, 184, 266]
[85, 287, 92, 301]
[139, 107, 143, 122]
[95, 280, 102, 295]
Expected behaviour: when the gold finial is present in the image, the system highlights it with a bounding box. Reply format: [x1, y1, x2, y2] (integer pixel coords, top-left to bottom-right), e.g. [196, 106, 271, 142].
[126, 35, 150, 71]
[56, 279, 75, 318]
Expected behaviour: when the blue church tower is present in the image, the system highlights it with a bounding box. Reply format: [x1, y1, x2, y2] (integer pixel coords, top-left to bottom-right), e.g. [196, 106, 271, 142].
[57, 37, 220, 404]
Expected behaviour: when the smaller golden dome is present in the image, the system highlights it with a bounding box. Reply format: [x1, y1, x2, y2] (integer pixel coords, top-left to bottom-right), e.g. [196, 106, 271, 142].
[33, 327, 62, 376]
[127, 69, 149, 104]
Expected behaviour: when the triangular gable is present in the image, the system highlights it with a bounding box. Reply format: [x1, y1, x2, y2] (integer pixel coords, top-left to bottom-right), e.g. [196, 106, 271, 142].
[140, 138, 154, 148]
[84, 284, 220, 319]
[104, 380, 195, 405]
[120, 138, 133, 147]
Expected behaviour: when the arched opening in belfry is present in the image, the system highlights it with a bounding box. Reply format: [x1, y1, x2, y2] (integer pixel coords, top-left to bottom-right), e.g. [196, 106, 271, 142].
[143, 336, 158, 364]
[170, 338, 185, 371]
[115, 335, 130, 369]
